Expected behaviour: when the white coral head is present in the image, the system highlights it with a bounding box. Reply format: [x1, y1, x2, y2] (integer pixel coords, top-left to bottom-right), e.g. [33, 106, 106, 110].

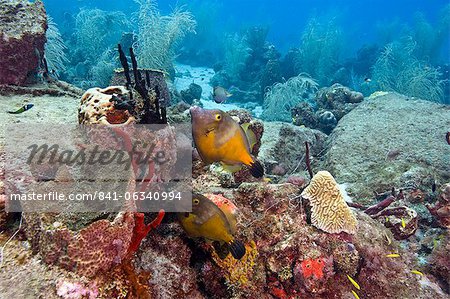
[301, 171, 358, 234]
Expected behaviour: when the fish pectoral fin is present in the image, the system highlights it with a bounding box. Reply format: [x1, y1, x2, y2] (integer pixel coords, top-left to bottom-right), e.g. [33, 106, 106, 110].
[241, 123, 257, 151]
[226, 93, 233, 97]
[229, 240, 246, 260]
[220, 162, 243, 173]
[248, 158, 265, 178]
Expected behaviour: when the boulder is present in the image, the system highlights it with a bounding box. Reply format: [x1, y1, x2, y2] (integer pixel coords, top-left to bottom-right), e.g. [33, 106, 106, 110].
[258, 122, 327, 175]
[321, 92, 450, 204]
[0, 0, 47, 85]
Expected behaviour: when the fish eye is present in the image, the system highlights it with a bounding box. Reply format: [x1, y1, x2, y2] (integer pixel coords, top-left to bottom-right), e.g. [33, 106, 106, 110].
[193, 198, 200, 205]
[215, 114, 222, 121]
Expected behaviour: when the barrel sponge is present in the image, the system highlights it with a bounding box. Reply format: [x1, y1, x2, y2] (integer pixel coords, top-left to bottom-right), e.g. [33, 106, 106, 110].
[78, 86, 135, 125]
[301, 171, 357, 234]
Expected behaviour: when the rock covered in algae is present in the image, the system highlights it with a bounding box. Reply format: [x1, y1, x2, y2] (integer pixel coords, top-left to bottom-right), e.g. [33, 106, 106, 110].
[26, 212, 135, 278]
[0, 0, 47, 85]
[258, 121, 327, 174]
[321, 93, 450, 204]
[301, 170, 358, 234]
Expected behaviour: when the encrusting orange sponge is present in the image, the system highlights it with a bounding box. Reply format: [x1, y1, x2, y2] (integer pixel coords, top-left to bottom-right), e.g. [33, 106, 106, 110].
[301, 171, 358, 234]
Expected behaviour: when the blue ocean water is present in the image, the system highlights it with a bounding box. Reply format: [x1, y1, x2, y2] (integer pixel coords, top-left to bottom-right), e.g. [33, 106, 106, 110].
[44, 0, 449, 60]
[40, 0, 449, 105]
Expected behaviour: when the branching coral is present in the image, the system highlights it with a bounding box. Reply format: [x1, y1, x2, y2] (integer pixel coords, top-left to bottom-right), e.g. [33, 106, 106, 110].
[262, 73, 318, 121]
[372, 37, 444, 103]
[134, 0, 196, 72]
[45, 16, 68, 75]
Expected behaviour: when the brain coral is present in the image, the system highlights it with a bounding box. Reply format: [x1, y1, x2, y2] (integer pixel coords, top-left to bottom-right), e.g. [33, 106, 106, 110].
[301, 171, 357, 234]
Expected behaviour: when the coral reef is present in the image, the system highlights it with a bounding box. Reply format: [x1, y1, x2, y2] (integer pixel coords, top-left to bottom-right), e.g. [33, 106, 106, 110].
[428, 232, 450, 293]
[26, 212, 135, 278]
[212, 26, 282, 104]
[0, 0, 47, 85]
[65, 8, 131, 87]
[295, 17, 343, 86]
[377, 206, 418, 240]
[291, 83, 364, 134]
[315, 83, 364, 119]
[301, 171, 358, 234]
[427, 183, 450, 228]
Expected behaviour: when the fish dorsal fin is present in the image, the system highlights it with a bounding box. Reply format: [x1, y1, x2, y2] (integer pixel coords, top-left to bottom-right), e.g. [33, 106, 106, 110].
[241, 123, 257, 151]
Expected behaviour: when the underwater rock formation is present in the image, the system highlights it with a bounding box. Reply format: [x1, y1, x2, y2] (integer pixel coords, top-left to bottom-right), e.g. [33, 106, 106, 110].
[26, 212, 135, 278]
[0, 0, 47, 85]
[180, 82, 202, 105]
[258, 122, 327, 175]
[291, 83, 364, 134]
[321, 92, 450, 204]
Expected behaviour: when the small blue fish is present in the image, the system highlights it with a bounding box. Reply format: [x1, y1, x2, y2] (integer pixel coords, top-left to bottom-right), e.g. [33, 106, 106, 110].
[8, 103, 34, 114]
[213, 87, 232, 103]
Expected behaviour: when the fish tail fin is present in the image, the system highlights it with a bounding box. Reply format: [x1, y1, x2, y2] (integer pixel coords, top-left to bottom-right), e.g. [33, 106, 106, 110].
[229, 240, 246, 260]
[212, 241, 230, 259]
[249, 159, 265, 178]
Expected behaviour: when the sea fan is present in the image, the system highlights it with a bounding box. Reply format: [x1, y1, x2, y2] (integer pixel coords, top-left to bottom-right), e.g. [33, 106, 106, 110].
[372, 37, 444, 103]
[74, 9, 131, 62]
[45, 16, 69, 75]
[134, 0, 197, 72]
[295, 17, 343, 86]
[262, 73, 319, 122]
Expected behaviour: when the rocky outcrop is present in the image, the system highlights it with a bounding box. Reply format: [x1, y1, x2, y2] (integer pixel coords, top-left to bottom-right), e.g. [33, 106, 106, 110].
[258, 122, 327, 175]
[321, 92, 450, 204]
[0, 0, 47, 85]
